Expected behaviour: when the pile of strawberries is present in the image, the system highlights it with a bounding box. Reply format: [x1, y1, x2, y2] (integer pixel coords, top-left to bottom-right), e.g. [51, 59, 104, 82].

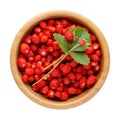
[17, 18, 101, 101]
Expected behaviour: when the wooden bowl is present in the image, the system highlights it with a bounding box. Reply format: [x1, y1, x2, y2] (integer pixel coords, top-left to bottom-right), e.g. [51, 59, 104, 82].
[10, 10, 110, 109]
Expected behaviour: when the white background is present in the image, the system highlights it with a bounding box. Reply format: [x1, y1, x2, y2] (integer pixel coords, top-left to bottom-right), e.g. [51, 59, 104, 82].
[0, 0, 119, 119]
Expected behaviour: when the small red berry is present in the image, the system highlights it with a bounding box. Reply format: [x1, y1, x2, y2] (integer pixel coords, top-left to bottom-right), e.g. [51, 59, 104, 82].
[51, 69, 60, 77]
[39, 21, 47, 29]
[47, 39, 53, 46]
[76, 66, 83, 73]
[68, 72, 75, 80]
[50, 79, 59, 89]
[95, 50, 102, 57]
[32, 85, 39, 92]
[25, 68, 35, 76]
[55, 91, 61, 98]
[75, 73, 82, 80]
[62, 63, 72, 74]
[31, 33, 40, 44]
[63, 77, 71, 85]
[22, 74, 28, 83]
[94, 65, 100, 72]
[35, 68, 42, 75]
[83, 63, 91, 70]
[39, 48, 48, 57]
[40, 35, 48, 43]
[31, 44, 38, 51]
[56, 24, 63, 33]
[91, 61, 98, 66]
[41, 86, 49, 94]
[79, 40, 86, 46]
[20, 43, 30, 54]
[34, 27, 41, 34]
[47, 46, 53, 53]
[34, 55, 41, 61]
[91, 54, 100, 62]
[93, 43, 100, 50]
[75, 88, 83, 95]
[24, 35, 32, 44]
[47, 89, 55, 99]
[34, 74, 40, 81]
[65, 32, 74, 42]
[52, 41, 59, 50]
[17, 57, 26, 68]
[90, 34, 97, 42]
[46, 26, 55, 33]
[79, 77, 86, 89]
[87, 69, 94, 76]
[61, 19, 69, 27]
[48, 19, 54, 26]
[37, 80, 46, 88]
[73, 81, 79, 88]
[85, 46, 94, 54]
[86, 75, 97, 87]
[67, 87, 77, 95]
[60, 91, 69, 101]
[70, 60, 77, 67]
[28, 75, 34, 82]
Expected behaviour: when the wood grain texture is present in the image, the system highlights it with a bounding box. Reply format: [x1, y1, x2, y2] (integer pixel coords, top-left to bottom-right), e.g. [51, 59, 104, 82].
[10, 10, 110, 109]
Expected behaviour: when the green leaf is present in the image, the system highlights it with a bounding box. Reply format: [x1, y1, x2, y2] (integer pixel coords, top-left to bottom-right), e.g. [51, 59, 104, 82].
[53, 33, 69, 54]
[70, 51, 90, 65]
[70, 27, 90, 46]
[73, 45, 89, 52]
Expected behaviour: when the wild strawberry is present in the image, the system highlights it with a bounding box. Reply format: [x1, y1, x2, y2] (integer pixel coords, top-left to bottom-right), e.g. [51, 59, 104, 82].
[93, 43, 100, 50]
[34, 27, 41, 34]
[86, 75, 97, 87]
[55, 91, 61, 98]
[61, 19, 69, 27]
[62, 63, 72, 74]
[95, 50, 102, 57]
[67, 87, 77, 95]
[70, 60, 77, 67]
[79, 77, 86, 89]
[65, 32, 74, 42]
[17, 57, 26, 68]
[85, 46, 94, 54]
[68, 72, 75, 80]
[50, 79, 59, 89]
[40, 35, 48, 43]
[41, 86, 49, 94]
[63, 77, 71, 85]
[24, 35, 32, 44]
[36, 80, 46, 88]
[47, 89, 55, 99]
[32, 85, 39, 92]
[79, 40, 86, 46]
[91, 54, 100, 62]
[20, 43, 30, 54]
[90, 34, 97, 42]
[31, 33, 40, 44]
[39, 48, 48, 57]
[22, 74, 28, 83]
[56, 24, 63, 33]
[75, 73, 82, 80]
[60, 91, 69, 101]
[25, 68, 34, 76]
[48, 19, 54, 26]
[39, 21, 47, 29]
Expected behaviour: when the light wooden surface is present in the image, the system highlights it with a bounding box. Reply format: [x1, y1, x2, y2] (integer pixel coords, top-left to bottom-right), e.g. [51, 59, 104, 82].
[10, 10, 110, 109]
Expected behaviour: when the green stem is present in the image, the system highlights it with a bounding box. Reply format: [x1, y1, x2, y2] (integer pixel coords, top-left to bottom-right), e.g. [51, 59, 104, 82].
[43, 54, 64, 71]
[32, 54, 67, 86]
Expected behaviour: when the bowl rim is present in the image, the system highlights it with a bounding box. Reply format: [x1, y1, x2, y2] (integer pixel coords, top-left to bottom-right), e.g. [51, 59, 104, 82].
[10, 10, 110, 109]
